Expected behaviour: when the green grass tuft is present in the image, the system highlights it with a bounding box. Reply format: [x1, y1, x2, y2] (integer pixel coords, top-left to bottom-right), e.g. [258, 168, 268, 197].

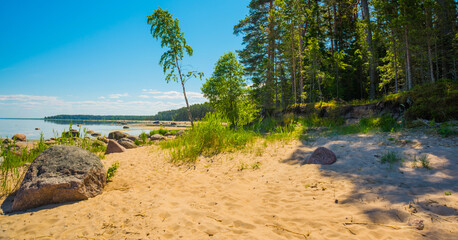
[380, 151, 403, 167]
[161, 113, 257, 163]
[106, 161, 119, 182]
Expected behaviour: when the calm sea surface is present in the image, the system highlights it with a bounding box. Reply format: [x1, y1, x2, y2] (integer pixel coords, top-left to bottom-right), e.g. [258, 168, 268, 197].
[0, 119, 143, 140]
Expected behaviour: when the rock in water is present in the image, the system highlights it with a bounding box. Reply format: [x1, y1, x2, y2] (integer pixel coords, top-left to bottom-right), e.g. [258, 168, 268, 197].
[13, 134, 26, 142]
[11, 145, 106, 212]
[108, 131, 129, 140]
[63, 129, 79, 138]
[305, 147, 337, 165]
[117, 138, 137, 149]
[105, 139, 126, 154]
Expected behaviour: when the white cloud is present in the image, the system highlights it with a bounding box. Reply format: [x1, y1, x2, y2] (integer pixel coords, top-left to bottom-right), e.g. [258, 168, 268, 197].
[108, 93, 129, 99]
[0, 90, 207, 118]
[0, 94, 58, 102]
[140, 90, 204, 100]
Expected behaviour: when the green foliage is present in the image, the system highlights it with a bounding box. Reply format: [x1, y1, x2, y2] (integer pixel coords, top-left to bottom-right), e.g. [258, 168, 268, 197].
[106, 161, 119, 182]
[359, 115, 399, 132]
[298, 114, 345, 128]
[150, 128, 169, 136]
[380, 151, 403, 168]
[44, 115, 150, 121]
[139, 132, 148, 143]
[151, 103, 214, 121]
[437, 123, 458, 137]
[403, 82, 458, 122]
[414, 154, 431, 170]
[202, 52, 259, 127]
[160, 113, 256, 163]
[419, 155, 431, 170]
[1, 134, 48, 194]
[147, 8, 193, 83]
[147, 8, 203, 125]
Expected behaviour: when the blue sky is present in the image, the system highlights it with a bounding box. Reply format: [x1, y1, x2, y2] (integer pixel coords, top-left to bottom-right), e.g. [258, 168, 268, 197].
[0, 0, 249, 118]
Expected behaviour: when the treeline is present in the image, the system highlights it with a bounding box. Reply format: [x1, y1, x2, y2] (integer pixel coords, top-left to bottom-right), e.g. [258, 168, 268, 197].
[44, 115, 150, 121]
[235, 0, 457, 114]
[44, 103, 214, 121]
[150, 103, 214, 121]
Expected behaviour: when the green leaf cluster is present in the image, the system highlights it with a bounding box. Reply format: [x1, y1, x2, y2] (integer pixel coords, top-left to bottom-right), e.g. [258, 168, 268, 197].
[202, 52, 259, 127]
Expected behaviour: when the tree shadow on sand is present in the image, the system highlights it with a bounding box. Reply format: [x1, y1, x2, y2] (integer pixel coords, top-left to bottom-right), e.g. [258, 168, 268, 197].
[282, 133, 457, 238]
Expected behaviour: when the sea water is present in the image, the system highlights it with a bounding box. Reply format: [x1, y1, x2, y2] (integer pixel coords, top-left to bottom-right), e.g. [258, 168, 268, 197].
[0, 119, 137, 140]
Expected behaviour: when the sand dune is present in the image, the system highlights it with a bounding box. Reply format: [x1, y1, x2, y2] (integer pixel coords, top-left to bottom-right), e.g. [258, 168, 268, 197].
[1, 131, 457, 239]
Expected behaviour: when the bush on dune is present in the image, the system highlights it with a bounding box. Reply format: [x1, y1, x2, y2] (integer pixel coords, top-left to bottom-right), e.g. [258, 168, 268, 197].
[160, 113, 256, 163]
[402, 81, 457, 122]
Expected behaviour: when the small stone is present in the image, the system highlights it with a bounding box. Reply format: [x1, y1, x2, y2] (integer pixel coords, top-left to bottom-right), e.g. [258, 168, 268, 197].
[408, 219, 424, 230]
[304, 147, 337, 165]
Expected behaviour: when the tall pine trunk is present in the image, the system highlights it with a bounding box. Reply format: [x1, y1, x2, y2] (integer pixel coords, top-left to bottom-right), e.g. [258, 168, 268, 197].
[298, 23, 304, 103]
[291, 23, 297, 104]
[265, 0, 275, 114]
[404, 26, 413, 90]
[361, 0, 376, 99]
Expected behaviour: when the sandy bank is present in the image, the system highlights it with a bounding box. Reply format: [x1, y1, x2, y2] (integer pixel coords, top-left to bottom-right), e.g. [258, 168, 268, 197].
[1, 131, 457, 239]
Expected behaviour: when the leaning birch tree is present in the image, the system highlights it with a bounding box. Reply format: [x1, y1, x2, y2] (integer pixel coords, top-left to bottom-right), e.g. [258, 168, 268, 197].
[147, 8, 203, 127]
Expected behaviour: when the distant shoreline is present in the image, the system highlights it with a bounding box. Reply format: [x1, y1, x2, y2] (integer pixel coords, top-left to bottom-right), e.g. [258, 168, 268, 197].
[0, 118, 43, 120]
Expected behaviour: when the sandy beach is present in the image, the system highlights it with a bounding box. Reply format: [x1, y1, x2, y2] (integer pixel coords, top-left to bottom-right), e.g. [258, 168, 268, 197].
[1, 130, 457, 239]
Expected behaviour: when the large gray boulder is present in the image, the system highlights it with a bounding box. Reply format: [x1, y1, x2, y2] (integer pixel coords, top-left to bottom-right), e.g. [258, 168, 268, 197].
[105, 139, 126, 154]
[11, 145, 106, 212]
[304, 147, 337, 165]
[108, 131, 129, 140]
[126, 135, 138, 142]
[150, 134, 166, 141]
[117, 138, 137, 149]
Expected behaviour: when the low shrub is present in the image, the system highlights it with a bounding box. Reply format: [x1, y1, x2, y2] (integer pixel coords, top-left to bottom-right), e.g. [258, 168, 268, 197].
[161, 113, 257, 163]
[403, 81, 458, 122]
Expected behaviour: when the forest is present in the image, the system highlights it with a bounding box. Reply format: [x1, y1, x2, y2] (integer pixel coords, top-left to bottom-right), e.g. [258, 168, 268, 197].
[233, 0, 457, 114]
[44, 103, 213, 121]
